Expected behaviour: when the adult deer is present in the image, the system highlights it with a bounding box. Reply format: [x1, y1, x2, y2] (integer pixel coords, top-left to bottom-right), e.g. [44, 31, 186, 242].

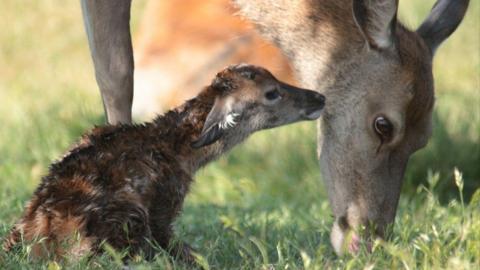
[81, 0, 134, 124]
[81, 0, 469, 255]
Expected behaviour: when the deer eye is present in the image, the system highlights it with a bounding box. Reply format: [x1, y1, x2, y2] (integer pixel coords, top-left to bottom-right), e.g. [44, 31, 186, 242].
[265, 89, 281, 101]
[373, 116, 393, 142]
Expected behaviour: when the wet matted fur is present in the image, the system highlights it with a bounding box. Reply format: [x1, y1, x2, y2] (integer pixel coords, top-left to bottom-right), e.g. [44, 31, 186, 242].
[2, 64, 325, 261]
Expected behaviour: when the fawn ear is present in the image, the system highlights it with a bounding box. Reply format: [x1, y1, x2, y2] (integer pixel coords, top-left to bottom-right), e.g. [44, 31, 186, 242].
[191, 98, 240, 148]
[352, 0, 399, 49]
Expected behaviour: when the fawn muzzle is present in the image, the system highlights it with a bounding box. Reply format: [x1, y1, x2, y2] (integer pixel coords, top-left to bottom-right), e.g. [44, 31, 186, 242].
[279, 82, 325, 120]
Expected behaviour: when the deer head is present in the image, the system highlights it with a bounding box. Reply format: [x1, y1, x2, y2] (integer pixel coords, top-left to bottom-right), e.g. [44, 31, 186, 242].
[234, 0, 469, 254]
[191, 64, 325, 149]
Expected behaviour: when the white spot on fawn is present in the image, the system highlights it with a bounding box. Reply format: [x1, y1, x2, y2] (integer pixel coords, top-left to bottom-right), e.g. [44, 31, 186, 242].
[219, 113, 239, 130]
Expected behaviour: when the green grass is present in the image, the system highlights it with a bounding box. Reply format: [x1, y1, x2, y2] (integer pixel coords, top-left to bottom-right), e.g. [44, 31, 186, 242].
[0, 0, 479, 269]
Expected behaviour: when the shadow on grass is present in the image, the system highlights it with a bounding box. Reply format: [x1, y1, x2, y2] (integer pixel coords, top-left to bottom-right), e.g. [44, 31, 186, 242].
[404, 111, 479, 203]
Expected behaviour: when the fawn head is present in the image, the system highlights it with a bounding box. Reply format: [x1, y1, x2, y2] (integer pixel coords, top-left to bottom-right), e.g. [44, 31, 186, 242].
[192, 64, 325, 148]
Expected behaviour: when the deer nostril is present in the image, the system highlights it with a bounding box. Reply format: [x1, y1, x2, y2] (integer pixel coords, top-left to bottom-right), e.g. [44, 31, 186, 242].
[314, 92, 325, 104]
[338, 215, 349, 231]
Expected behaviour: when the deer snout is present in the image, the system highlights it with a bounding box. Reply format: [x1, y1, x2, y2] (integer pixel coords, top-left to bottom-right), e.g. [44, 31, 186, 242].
[286, 86, 325, 120]
[331, 217, 376, 255]
[300, 91, 325, 120]
[331, 202, 388, 255]
[309, 91, 326, 106]
[276, 82, 325, 120]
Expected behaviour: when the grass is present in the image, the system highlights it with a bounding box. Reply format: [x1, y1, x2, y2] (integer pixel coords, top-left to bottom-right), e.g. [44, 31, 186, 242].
[0, 0, 479, 269]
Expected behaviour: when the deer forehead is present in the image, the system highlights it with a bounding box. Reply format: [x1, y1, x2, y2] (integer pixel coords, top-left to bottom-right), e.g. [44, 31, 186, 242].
[232, 81, 271, 99]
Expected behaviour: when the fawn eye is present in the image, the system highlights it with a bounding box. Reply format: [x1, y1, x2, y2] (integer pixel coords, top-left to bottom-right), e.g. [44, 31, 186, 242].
[373, 116, 393, 143]
[265, 89, 281, 101]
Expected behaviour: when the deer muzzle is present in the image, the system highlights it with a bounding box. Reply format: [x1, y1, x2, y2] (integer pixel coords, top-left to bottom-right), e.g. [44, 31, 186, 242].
[330, 201, 390, 255]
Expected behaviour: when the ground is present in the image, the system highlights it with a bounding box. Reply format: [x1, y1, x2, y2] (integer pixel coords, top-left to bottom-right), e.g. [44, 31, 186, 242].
[0, 0, 479, 269]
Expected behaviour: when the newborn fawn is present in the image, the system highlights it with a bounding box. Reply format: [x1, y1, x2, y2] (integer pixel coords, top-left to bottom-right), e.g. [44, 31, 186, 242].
[3, 64, 325, 261]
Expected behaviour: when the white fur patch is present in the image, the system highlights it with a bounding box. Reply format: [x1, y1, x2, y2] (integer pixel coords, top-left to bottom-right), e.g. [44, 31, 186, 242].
[331, 222, 345, 255]
[219, 113, 239, 130]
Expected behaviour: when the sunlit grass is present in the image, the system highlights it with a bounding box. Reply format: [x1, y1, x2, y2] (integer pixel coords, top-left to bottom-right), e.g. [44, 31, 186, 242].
[0, 0, 479, 269]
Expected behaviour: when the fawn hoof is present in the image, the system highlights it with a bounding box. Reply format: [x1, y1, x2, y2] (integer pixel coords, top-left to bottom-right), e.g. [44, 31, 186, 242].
[170, 242, 196, 265]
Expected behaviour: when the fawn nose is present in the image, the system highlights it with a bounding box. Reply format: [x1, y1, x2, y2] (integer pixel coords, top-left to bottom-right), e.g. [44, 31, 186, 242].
[301, 91, 325, 120]
[312, 92, 325, 107]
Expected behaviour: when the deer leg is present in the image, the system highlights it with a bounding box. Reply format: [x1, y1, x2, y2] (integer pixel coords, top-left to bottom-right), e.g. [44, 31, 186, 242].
[81, 0, 134, 124]
[92, 200, 154, 260]
[150, 221, 196, 264]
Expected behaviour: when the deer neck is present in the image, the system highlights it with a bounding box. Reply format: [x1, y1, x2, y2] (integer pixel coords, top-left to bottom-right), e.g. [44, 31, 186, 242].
[234, 0, 363, 89]
[152, 89, 245, 175]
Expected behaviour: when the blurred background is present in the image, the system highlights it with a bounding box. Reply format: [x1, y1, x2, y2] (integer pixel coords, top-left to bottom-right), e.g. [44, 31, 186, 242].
[0, 1, 478, 268]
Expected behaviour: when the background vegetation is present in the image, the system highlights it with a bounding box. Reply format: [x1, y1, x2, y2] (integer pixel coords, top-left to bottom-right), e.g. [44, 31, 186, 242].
[0, 0, 478, 269]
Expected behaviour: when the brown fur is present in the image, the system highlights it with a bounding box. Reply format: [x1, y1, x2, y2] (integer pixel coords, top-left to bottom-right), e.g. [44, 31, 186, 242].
[3, 81, 220, 261]
[234, 0, 468, 254]
[3, 64, 325, 261]
[132, 0, 296, 117]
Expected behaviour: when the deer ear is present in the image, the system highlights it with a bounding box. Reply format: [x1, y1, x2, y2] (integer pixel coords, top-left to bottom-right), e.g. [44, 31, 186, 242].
[352, 0, 399, 49]
[417, 0, 469, 55]
[191, 98, 240, 148]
